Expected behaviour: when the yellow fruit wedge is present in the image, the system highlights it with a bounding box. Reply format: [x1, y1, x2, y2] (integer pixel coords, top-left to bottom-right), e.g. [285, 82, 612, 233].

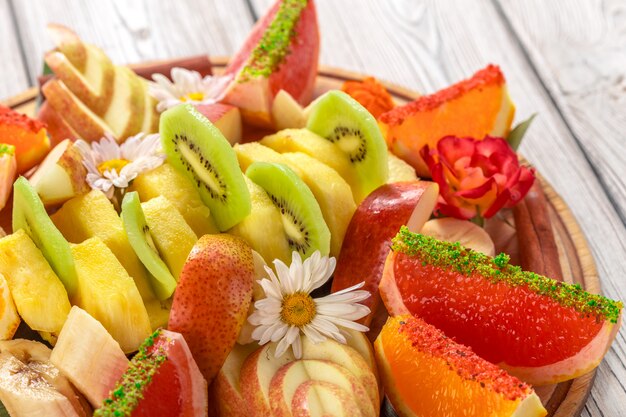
[141, 196, 198, 280]
[229, 176, 292, 265]
[0, 230, 71, 338]
[234, 142, 287, 173]
[71, 237, 151, 353]
[51, 190, 153, 301]
[129, 163, 219, 236]
[0, 274, 20, 340]
[387, 152, 418, 183]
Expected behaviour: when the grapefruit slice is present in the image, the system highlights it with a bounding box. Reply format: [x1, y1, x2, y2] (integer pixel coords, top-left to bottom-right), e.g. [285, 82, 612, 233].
[94, 329, 208, 417]
[375, 315, 547, 417]
[0, 105, 51, 173]
[222, 0, 319, 127]
[380, 227, 623, 385]
[378, 65, 515, 177]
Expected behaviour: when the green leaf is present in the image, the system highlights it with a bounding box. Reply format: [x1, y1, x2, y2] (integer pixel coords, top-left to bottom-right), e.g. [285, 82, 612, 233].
[506, 113, 536, 151]
[42, 61, 53, 76]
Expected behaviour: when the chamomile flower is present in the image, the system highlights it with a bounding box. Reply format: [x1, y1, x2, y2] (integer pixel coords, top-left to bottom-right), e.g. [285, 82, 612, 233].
[248, 251, 371, 359]
[149, 67, 231, 112]
[75, 133, 164, 199]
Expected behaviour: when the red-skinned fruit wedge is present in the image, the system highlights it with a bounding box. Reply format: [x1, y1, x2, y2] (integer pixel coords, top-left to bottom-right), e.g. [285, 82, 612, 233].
[0, 144, 17, 211]
[380, 227, 623, 385]
[168, 234, 255, 383]
[37, 102, 79, 146]
[195, 103, 242, 145]
[94, 329, 208, 417]
[378, 65, 515, 177]
[0, 105, 51, 173]
[222, 0, 319, 128]
[375, 315, 547, 417]
[330, 181, 439, 326]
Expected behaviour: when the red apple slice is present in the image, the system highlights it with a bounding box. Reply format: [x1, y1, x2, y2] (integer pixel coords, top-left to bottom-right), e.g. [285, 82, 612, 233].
[421, 217, 495, 256]
[196, 103, 242, 145]
[269, 359, 376, 417]
[37, 102, 79, 145]
[212, 342, 259, 417]
[0, 145, 16, 211]
[331, 181, 439, 326]
[29, 139, 89, 207]
[222, 0, 319, 127]
[291, 380, 362, 417]
[271, 89, 306, 130]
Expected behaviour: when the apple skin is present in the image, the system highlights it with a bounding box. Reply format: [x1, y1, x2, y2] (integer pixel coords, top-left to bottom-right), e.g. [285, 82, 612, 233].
[47, 23, 87, 71]
[37, 102, 79, 146]
[269, 359, 376, 417]
[330, 181, 439, 326]
[196, 103, 242, 145]
[168, 234, 255, 383]
[291, 380, 362, 417]
[42, 79, 112, 141]
[211, 343, 259, 417]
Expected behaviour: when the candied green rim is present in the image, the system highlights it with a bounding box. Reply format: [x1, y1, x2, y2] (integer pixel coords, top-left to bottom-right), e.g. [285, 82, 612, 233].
[0, 143, 15, 156]
[392, 226, 623, 324]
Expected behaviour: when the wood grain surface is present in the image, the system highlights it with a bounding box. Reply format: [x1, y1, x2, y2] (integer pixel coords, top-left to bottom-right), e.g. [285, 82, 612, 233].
[0, 1, 625, 415]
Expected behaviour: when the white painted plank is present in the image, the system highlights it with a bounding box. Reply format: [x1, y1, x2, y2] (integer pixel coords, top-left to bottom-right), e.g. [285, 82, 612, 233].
[0, 0, 29, 100]
[248, 1, 626, 415]
[497, 0, 626, 242]
[10, 0, 254, 82]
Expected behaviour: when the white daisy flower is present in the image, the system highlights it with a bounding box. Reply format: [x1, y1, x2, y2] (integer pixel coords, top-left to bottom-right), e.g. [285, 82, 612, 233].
[248, 251, 371, 359]
[149, 67, 231, 112]
[75, 133, 165, 199]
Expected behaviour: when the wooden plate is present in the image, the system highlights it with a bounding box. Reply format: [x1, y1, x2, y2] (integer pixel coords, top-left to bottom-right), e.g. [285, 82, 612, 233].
[4, 56, 599, 417]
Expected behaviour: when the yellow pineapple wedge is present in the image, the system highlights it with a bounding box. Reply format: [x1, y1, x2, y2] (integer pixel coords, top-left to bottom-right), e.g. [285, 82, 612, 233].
[51, 189, 169, 329]
[71, 237, 151, 353]
[0, 230, 71, 340]
[129, 163, 219, 236]
[141, 196, 198, 280]
[234, 142, 289, 173]
[0, 274, 20, 340]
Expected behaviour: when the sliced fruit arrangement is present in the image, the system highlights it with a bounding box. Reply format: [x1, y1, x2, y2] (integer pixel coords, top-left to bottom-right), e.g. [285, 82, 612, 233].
[168, 234, 255, 383]
[50, 306, 129, 408]
[223, 0, 319, 127]
[375, 315, 547, 417]
[246, 161, 331, 258]
[0, 105, 50, 173]
[28, 139, 89, 207]
[0, 339, 91, 417]
[160, 104, 251, 232]
[0, 144, 16, 211]
[94, 329, 208, 417]
[380, 227, 623, 385]
[379, 64, 515, 177]
[41, 24, 159, 142]
[331, 181, 439, 326]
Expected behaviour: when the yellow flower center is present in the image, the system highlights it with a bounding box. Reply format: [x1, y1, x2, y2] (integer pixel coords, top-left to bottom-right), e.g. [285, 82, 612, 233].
[97, 158, 130, 174]
[281, 292, 317, 327]
[180, 92, 205, 102]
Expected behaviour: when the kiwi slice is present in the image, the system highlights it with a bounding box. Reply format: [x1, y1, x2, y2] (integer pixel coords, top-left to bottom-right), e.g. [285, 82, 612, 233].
[12, 176, 78, 297]
[121, 191, 176, 300]
[160, 104, 251, 231]
[306, 90, 389, 202]
[245, 162, 330, 258]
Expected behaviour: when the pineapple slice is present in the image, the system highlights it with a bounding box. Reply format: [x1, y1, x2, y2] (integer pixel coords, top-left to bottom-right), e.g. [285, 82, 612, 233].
[129, 163, 219, 236]
[0, 274, 20, 340]
[71, 237, 151, 353]
[51, 189, 169, 329]
[51, 190, 153, 300]
[141, 196, 197, 280]
[0, 230, 71, 338]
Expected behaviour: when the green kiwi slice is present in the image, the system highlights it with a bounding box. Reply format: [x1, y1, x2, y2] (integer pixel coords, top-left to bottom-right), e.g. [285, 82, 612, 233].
[245, 162, 330, 258]
[306, 90, 389, 201]
[12, 176, 77, 297]
[159, 104, 251, 231]
[121, 191, 176, 300]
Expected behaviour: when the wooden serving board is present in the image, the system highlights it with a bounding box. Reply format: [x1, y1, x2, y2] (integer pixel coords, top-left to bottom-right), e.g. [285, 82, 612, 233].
[4, 56, 600, 417]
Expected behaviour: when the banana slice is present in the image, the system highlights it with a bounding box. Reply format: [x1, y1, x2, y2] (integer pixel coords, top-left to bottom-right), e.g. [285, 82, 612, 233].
[0, 274, 20, 340]
[0, 340, 91, 417]
[421, 218, 495, 257]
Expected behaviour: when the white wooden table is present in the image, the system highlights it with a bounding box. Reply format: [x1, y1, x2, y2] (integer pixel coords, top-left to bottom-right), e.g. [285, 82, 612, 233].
[1, 1, 625, 415]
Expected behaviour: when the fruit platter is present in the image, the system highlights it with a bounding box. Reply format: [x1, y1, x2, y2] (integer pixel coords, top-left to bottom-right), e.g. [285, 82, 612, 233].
[0, 1, 622, 416]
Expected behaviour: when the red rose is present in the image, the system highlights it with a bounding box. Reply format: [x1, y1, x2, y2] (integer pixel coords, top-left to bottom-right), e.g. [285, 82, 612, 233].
[420, 136, 535, 220]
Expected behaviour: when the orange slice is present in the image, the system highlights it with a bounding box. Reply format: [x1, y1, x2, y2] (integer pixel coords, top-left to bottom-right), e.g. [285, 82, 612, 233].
[378, 64, 515, 177]
[0, 105, 50, 173]
[375, 315, 547, 417]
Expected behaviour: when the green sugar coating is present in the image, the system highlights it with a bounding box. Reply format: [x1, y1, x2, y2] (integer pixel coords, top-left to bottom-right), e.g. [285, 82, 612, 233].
[94, 330, 169, 417]
[241, 0, 308, 80]
[0, 143, 15, 156]
[392, 226, 623, 324]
